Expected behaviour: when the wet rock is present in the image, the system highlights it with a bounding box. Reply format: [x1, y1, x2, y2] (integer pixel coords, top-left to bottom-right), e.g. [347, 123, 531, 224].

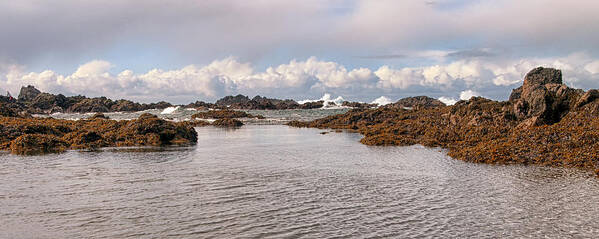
[300, 101, 324, 109]
[212, 118, 244, 127]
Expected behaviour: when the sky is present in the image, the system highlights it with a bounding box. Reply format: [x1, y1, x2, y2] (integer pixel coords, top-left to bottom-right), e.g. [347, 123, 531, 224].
[1, 0, 599, 104]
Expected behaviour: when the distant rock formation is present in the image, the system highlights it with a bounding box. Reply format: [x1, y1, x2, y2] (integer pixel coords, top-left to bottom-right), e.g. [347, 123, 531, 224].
[385, 96, 446, 109]
[12, 85, 173, 114]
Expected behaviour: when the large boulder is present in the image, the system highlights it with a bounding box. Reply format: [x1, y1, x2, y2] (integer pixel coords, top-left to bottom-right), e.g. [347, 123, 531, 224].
[509, 67, 582, 125]
[29, 93, 67, 112]
[67, 97, 114, 113]
[18, 85, 41, 102]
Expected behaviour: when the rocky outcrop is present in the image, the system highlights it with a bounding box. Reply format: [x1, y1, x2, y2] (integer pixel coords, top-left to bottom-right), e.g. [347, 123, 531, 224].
[300, 101, 324, 109]
[13, 85, 173, 114]
[385, 96, 446, 109]
[18, 85, 41, 102]
[215, 94, 301, 110]
[509, 67, 583, 126]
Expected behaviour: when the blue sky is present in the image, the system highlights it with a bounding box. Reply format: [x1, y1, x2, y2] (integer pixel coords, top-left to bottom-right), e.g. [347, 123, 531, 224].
[1, 0, 599, 104]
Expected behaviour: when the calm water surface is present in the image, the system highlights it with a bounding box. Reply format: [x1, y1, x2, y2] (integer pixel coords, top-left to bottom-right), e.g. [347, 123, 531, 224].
[1, 125, 599, 238]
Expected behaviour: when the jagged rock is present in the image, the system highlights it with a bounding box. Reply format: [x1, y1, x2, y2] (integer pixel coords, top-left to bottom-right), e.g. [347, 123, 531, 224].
[18, 85, 41, 102]
[110, 100, 141, 112]
[386, 96, 445, 109]
[509, 67, 583, 125]
[216, 94, 250, 106]
[30, 93, 67, 112]
[576, 89, 599, 108]
[300, 101, 324, 109]
[67, 97, 113, 113]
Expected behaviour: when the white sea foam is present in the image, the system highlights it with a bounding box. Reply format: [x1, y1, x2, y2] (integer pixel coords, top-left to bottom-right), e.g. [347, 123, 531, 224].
[298, 93, 345, 108]
[160, 106, 180, 114]
[438, 97, 457, 105]
[371, 96, 393, 106]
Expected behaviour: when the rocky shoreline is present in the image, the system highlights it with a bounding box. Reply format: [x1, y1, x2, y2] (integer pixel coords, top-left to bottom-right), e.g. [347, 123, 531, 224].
[288, 67, 599, 176]
[1, 85, 375, 116]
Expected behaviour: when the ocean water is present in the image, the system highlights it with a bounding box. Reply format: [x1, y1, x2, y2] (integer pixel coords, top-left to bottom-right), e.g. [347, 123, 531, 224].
[42, 108, 352, 124]
[2, 125, 599, 238]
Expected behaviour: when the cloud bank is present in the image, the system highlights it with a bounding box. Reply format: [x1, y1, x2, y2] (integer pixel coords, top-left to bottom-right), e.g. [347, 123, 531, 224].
[2, 53, 599, 104]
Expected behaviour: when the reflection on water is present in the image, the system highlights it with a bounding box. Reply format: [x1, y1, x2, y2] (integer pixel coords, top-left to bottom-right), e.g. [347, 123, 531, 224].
[1, 125, 599, 238]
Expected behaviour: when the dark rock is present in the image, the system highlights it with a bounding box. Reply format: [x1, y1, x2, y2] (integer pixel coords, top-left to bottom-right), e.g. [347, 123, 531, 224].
[342, 101, 377, 108]
[67, 97, 114, 113]
[18, 85, 41, 102]
[110, 100, 142, 112]
[216, 94, 250, 107]
[300, 101, 324, 109]
[386, 96, 445, 109]
[510, 67, 582, 125]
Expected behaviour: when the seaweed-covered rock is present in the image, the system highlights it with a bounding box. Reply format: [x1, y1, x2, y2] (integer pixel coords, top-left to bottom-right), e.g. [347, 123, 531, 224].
[67, 97, 113, 113]
[10, 134, 68, 155]
[212, 118, 244, 127]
